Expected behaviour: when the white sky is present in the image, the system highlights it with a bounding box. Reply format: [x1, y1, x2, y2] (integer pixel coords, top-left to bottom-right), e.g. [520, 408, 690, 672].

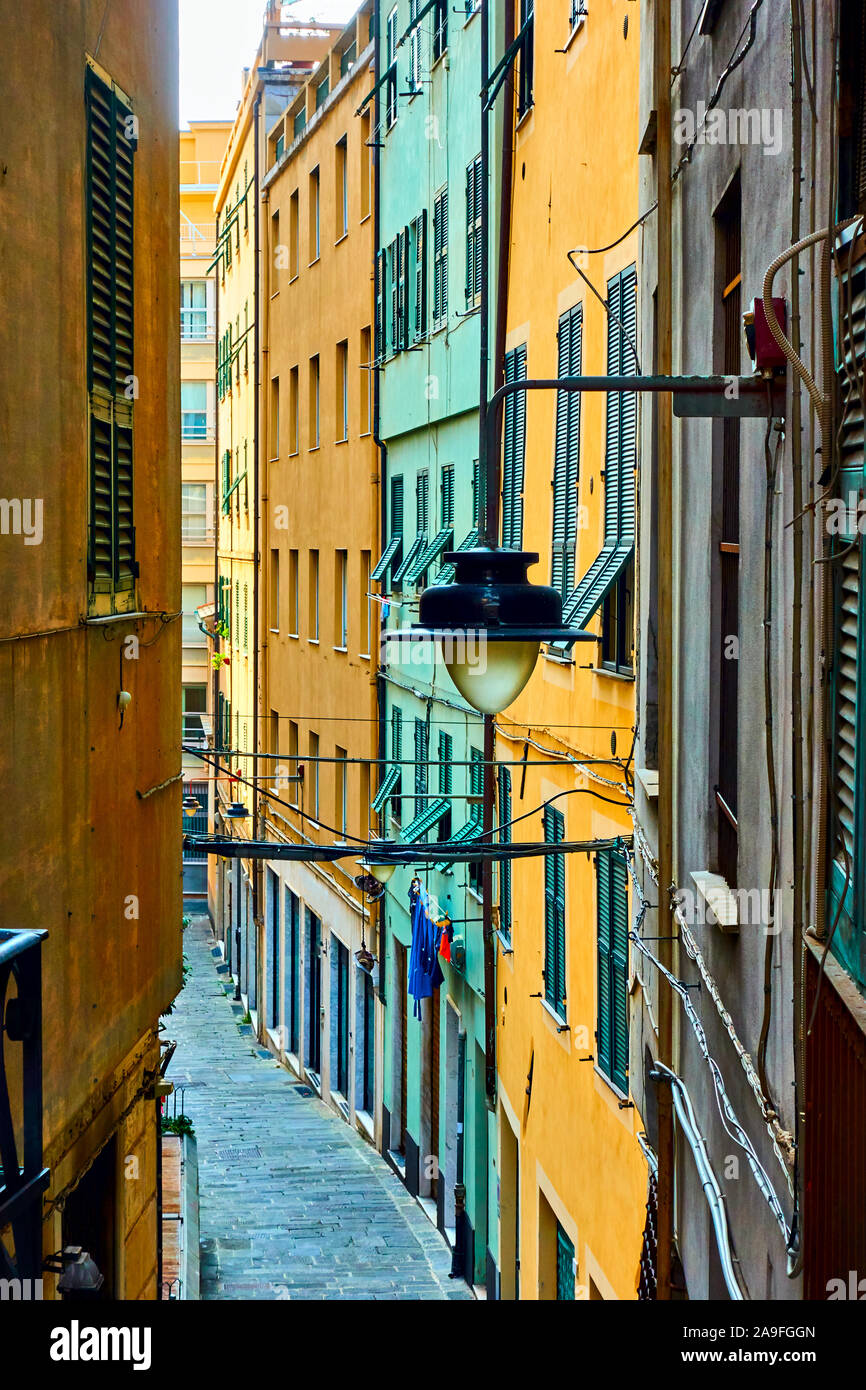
[179, 0, 361, 128]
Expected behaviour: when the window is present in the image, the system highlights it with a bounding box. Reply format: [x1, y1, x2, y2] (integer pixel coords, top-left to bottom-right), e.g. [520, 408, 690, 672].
[543, 806, 566, 1019]
[309, 167, 320, 262]
[569, 1, 588, 32]
[433, 187, 448, 327]
[391, 707, 403, 823]
[341, 39, 357, 77]
[289, 189, 300, 278]
[361, 970, 375, 1114]
[269, 547, 280, 631]
[289, 549, 299, 635]
[360, 550, 371, 656]
[335, 549, 348, 648]
[309, 355, 320, 448]
[289, 365, 299, 454]
[360, 110, 372, 218]
[181, 280, 209, 339]
[293, 106, 307, 139]
[288, 720, 299, 806]
[498, 766, 512, 936]
[309, 549, 319, 639]
[286, 889, 300, 1053]
[562, 267, 637, 632]
[465, 156, 483, 309]
[596, 847, 629, 1093]
[182, 583, 207, 647]
[386, 7, 398, 129]
[85, 65, 136, 599]
[336, 340, 348, 441]
[182, 483, 208, 542]
[433, 0, 448, 62]
[602, 555, 635, 673]
[360, 327, 372, 433]
[414, 719, 428, 817]
[182, 684, 207, 743]
[556, 1224, 576, 1300]
[309, 731, 320, 818]
[270, 376, 279, 458]
[518, 0, 535, 117]
[390, 230, 410, 353]
[551, 308, 582, 598]
[181, 381, 208, 439]
[316, 73, 329, 110]
[334, 937, 350, 1096]
[335, 746, 348, 836]
[413, 210, 428, 340]
[373, 474, 404, 588]
[502, 344, 527, 549]
[335, 137, 348, 239]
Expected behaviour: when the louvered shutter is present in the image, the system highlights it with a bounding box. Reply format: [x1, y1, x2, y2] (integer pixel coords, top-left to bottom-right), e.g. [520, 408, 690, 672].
[551, 312, 577, 596]
[391, 707, 403, 821]
[498, 766, 512, 936]
[433, 188, 448, 324]
[610, 852, 630, 1092]
[473, 157, 484, 301]
[390, 238, 399, 352]
[86, 66, 137, 592]
[543, 806, 565, 1013]
[503, 345, 526, 549]
[375, 249, 386, 359]
[596, 849, 612, 1078]
[415, 210, 427, 339]
[465, 163, 474, 304]
[414, 719, 428, 815]
[416, 472, 429, 536]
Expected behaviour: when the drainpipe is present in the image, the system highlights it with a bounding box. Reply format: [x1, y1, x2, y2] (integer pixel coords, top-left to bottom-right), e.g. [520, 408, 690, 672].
[213, 208, 222, 934]
[654, 0, 675, 1302]
[252, 90, 263, 1034]
[450, 1025, 467, 1279]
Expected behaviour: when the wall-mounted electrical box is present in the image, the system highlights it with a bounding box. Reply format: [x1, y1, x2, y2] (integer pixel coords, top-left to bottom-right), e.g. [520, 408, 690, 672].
[743, 296, 787, 375]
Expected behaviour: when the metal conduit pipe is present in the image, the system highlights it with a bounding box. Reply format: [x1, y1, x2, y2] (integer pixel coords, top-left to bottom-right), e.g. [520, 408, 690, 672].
[653, 1063, 745, 1301]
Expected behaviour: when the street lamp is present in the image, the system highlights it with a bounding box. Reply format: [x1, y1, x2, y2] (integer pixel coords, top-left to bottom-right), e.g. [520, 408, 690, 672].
[358, 842, 397, 883]
[388, 545, 592, 716]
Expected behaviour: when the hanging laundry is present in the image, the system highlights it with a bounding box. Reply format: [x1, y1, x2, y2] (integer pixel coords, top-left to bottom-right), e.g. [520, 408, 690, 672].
[407, 880, 444, 1018]
[437, 916, 453, 963]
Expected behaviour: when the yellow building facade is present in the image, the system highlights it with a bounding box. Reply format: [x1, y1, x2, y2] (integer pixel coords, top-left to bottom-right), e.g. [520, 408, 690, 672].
[258, 5, 380, 1137]
[0, 0, 180, 1298]
[180, 122, 231, 899]
[494, 1, 647, 1299]
[210, 12, 340, 1027]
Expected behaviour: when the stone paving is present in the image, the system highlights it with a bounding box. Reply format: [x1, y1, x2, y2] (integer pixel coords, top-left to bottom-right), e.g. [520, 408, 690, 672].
[165, 915, 473, 1300]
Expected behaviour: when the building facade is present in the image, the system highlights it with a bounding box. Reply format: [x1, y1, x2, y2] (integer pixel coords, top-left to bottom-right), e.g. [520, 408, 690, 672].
[631, 0, 866, 1301]
[257, 4, 382, 1139]
[372, 0, 498, 1287]
[492, 0, 648, 1300]
[180, 121, 231, 901]
[211, 11, 337, 995]
[0, 0, 180, 1298]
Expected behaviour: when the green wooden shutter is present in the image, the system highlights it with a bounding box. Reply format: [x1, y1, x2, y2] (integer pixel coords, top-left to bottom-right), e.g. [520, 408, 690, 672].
[465, 163, 474, 305]
[503, 345, 527, 549]
[829, 540, 863, 975]
[416, 471, 429, 537]
[597, 848, 629, 1091]
[441, 466, 454, 529]
[543, 807, 565, 1014]
[433, 188, 448, 324]
[596, 848, 613, 1078]
[375, 249, 386, 359]
[415, 209, 427, 339]
[391, 707, 403, 821]
[556, 1223, 575, 1300]
[551, 308, 581, 598]
[414, 718, 428, 814]
[498, 765, 512, 936]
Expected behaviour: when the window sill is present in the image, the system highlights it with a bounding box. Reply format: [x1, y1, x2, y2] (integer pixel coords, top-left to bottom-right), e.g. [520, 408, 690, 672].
[309, 445, 320, 453]
[308, 638, 320, 646]
[334, 231, 348, 247]
[270, 289, 280, 301]
[288, 631, 299, 640]
[594, 664, 635, 683]
[543, 647, 574, 667]
[690, 870, 739, 933]
[333, 645, 348, 654]
[360, 652, 371, 662]
[288, 449, 300, 459]
[516, 106, 534, 133]
[335, 436, 348, 446]
[308, 256, 320, 268]
[563, 16, 587, 54]
[359, 429, 372, 439]
[540, 997, 568, 1030]
[269, 627, 279, 636]
[495, 929, 513, 956]
[359, 212, 372, 226]
[463, 5, 480, 27]
[289, 273, 299, 286]
[268, 456, 279, 464]
[431, 53, 448, 75]
[593, 1063, 630, 1106]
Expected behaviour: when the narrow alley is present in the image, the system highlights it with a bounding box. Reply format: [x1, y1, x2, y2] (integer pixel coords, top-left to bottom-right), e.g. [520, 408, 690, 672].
[165, 918, 472, 1301]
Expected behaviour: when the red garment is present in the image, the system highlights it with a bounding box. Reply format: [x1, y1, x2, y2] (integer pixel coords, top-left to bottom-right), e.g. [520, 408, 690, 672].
[437, 920, 452, 962]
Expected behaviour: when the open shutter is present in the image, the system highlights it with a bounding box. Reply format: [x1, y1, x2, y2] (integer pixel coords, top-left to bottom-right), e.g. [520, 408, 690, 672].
[375, 249, 386, 360]
[473, 157, 484, 301]
[498, 766, 512, 935]
[610, 852, 630, 1092]
[503, 345, 526, 549]
[551, 313, 572, 596]
[465, 163, 474, 304]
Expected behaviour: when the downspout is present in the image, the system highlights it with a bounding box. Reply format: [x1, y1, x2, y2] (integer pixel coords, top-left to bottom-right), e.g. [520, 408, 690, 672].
[654, 0, 675, 1302]
[213, 212, 222, 927]
[372, 5, 388, 1009]
[252, 91, 263, 1036]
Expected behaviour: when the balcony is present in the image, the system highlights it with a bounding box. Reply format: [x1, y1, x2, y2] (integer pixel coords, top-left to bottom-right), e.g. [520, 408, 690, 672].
[181, 309, 216, 344]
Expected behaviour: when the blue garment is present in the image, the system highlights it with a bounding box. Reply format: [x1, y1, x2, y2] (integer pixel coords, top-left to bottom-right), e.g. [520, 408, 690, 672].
[407, 885, 444, 1018]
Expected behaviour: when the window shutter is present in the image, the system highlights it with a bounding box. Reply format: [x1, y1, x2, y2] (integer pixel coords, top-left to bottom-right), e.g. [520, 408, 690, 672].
[415, 209, 427, 339]
[596, 850, 613, 1078]
[433, 187, 448, 325]
[498, 765, 512, 935]
[473, 157, 484, 301]
[86, 65, 137, 592]
[414, 719, 428, 813]
[416, 471, 429, 536]
[391, 706, 403, 821]
[830, 542, 861, 945]
[390, 238, 399, 352]
[465, 163, 473, 304]
[375, 249, 386, 359]
[543, 807, 565, 1015]
[441, 466, 454, 529]
[503, 345, 526, 549]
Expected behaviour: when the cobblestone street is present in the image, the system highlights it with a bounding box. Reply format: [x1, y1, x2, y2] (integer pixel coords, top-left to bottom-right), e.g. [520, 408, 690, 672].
[165, 917, 472, 1300]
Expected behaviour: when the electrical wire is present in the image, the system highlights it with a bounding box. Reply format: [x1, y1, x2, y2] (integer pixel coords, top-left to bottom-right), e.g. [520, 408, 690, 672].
[672, 0, 766, 183]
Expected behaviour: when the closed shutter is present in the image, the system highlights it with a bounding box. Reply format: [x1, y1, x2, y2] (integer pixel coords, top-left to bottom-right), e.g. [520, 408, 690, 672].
[597, 847, 629, 1092]
[543, 807, 565, 1016]
[390, 238, 399, 352]
[414, 718, 428, 814]
[391, 707, 403, 822]
[391, 474, 404, 538]
[556, 1223, 575, 1300]
[86, 65, 137, 592]
[441, 466, 454, 529]
[498, 765, 512, 935]
[438, 731, 452, 841]
[416, 471, 429, 536]
[375, 249, 386, 359]
[433, 188, 448, 325]
[415, 209, 427, 339]
[503, 344, 527, 549]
